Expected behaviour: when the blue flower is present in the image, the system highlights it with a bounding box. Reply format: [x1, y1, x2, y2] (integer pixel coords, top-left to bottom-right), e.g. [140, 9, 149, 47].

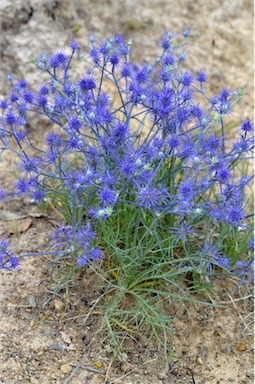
[99, 188, 116, 206]
[179, 182, 194, 200]
[178, 71, 193, 87]
[16, 179, 30, 195]
[79, 77, 96, 92]
[227, 204, 244, 227]
[90, 248, 102, 261]
[23, 91, 34, 104]
[168, 135, 180, 150]
[109, 53, 119, 67]
[70, 40, 80, 51]
[241, 119, 253, 133]
[20, 157, 40, 175]
[216, 167, 231, 183]
[68, 116, 83, 132]
[6, 112, 16, 125]
[197, 70, 207, 83]
[136, 185, 168, 210]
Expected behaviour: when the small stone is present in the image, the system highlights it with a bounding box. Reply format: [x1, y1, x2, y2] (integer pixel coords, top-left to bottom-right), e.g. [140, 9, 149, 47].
[30, 378, 39, 384]
[7, 303, 15, 312]
[104, 344, 112, 353]
[121, 363, 130, 373]
[221, 345, 232, 353]
[235, 342, 247, 352]
[0, 333, 7, 338]
[246, 369, 254, 378]
[118, 352, 128, 362]
[95, 360, 103, 369]
[60, 364, 72, 374]
[28, 295, 37, 307]
[54, 299, 65, 312]
[29, 320, 35, 327]
[158, 372, 168, 380]
[197, 357, 204, 365]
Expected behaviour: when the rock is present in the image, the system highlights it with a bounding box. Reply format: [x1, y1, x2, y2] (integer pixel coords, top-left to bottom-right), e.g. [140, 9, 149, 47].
[28, 295, 37, 307]
[53, 299, 65, 312]
[221, 345, 232, 353]
[121, 363, 130, 373]
[235, 343, 247, 352]
[118, 352, 128, 362]
[30, 378, 39, 384]
[29, 320, 35, 327]
[246, 369, 254, 379]
[60, 364, 72, 374]
[95, 360, 103, 369]
[158, 371, 168, 380]
[197, 357, 204, 365]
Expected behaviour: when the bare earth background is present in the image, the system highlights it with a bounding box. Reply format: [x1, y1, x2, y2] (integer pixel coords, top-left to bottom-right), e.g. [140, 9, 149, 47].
[0, 0, 254, 383]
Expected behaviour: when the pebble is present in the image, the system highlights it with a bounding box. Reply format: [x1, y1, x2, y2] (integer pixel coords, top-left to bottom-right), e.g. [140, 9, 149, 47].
[60, 364, 72, 374]
[104, 344, 112, 354]
[158, 371, 168, 380]
[29, 320, 35, 327]
[53, 299, 65, 312]
[7, 303, 15, 312]
[95, 361, 103, 369]
[235, 342, 247, 352]
[118, 352, 128, 362]
[30, 378, 39, 384]
[197, 357, 204, 365]
[246, 369, 254, 378]
[121, 363, 130, 373]
[221, 345, 232, 353]
[90, 378, 104, 384]
[28, 295, 37, 307]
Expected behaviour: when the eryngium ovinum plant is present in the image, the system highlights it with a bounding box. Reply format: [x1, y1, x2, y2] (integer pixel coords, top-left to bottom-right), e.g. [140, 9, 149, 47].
[0, 31, 253, 354]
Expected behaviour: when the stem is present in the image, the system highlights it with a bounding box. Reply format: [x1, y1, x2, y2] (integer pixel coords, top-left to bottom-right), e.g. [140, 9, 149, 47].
[133, 207, 142, 250]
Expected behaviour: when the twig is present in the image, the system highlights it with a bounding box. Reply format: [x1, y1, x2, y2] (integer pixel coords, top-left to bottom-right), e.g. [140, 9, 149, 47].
[219, 294, 253, 304]
[104, 356, 115, 383]
[185, 366, 196, 384]
[61, 310, 103, 323]
[48, 343, 75, 353]
[47, 198, 66, 221]
[110, 358, 158, 383]
[226, 292, 252, 333]
[82, 295, 104, 325]
[241, 320, 254, 336]
[63, 352, 89, 384]
[70, 363, 105, 374]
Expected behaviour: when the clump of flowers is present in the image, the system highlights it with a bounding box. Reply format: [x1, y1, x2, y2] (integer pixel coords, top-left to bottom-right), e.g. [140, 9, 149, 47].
[0, 32, 253, 288]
